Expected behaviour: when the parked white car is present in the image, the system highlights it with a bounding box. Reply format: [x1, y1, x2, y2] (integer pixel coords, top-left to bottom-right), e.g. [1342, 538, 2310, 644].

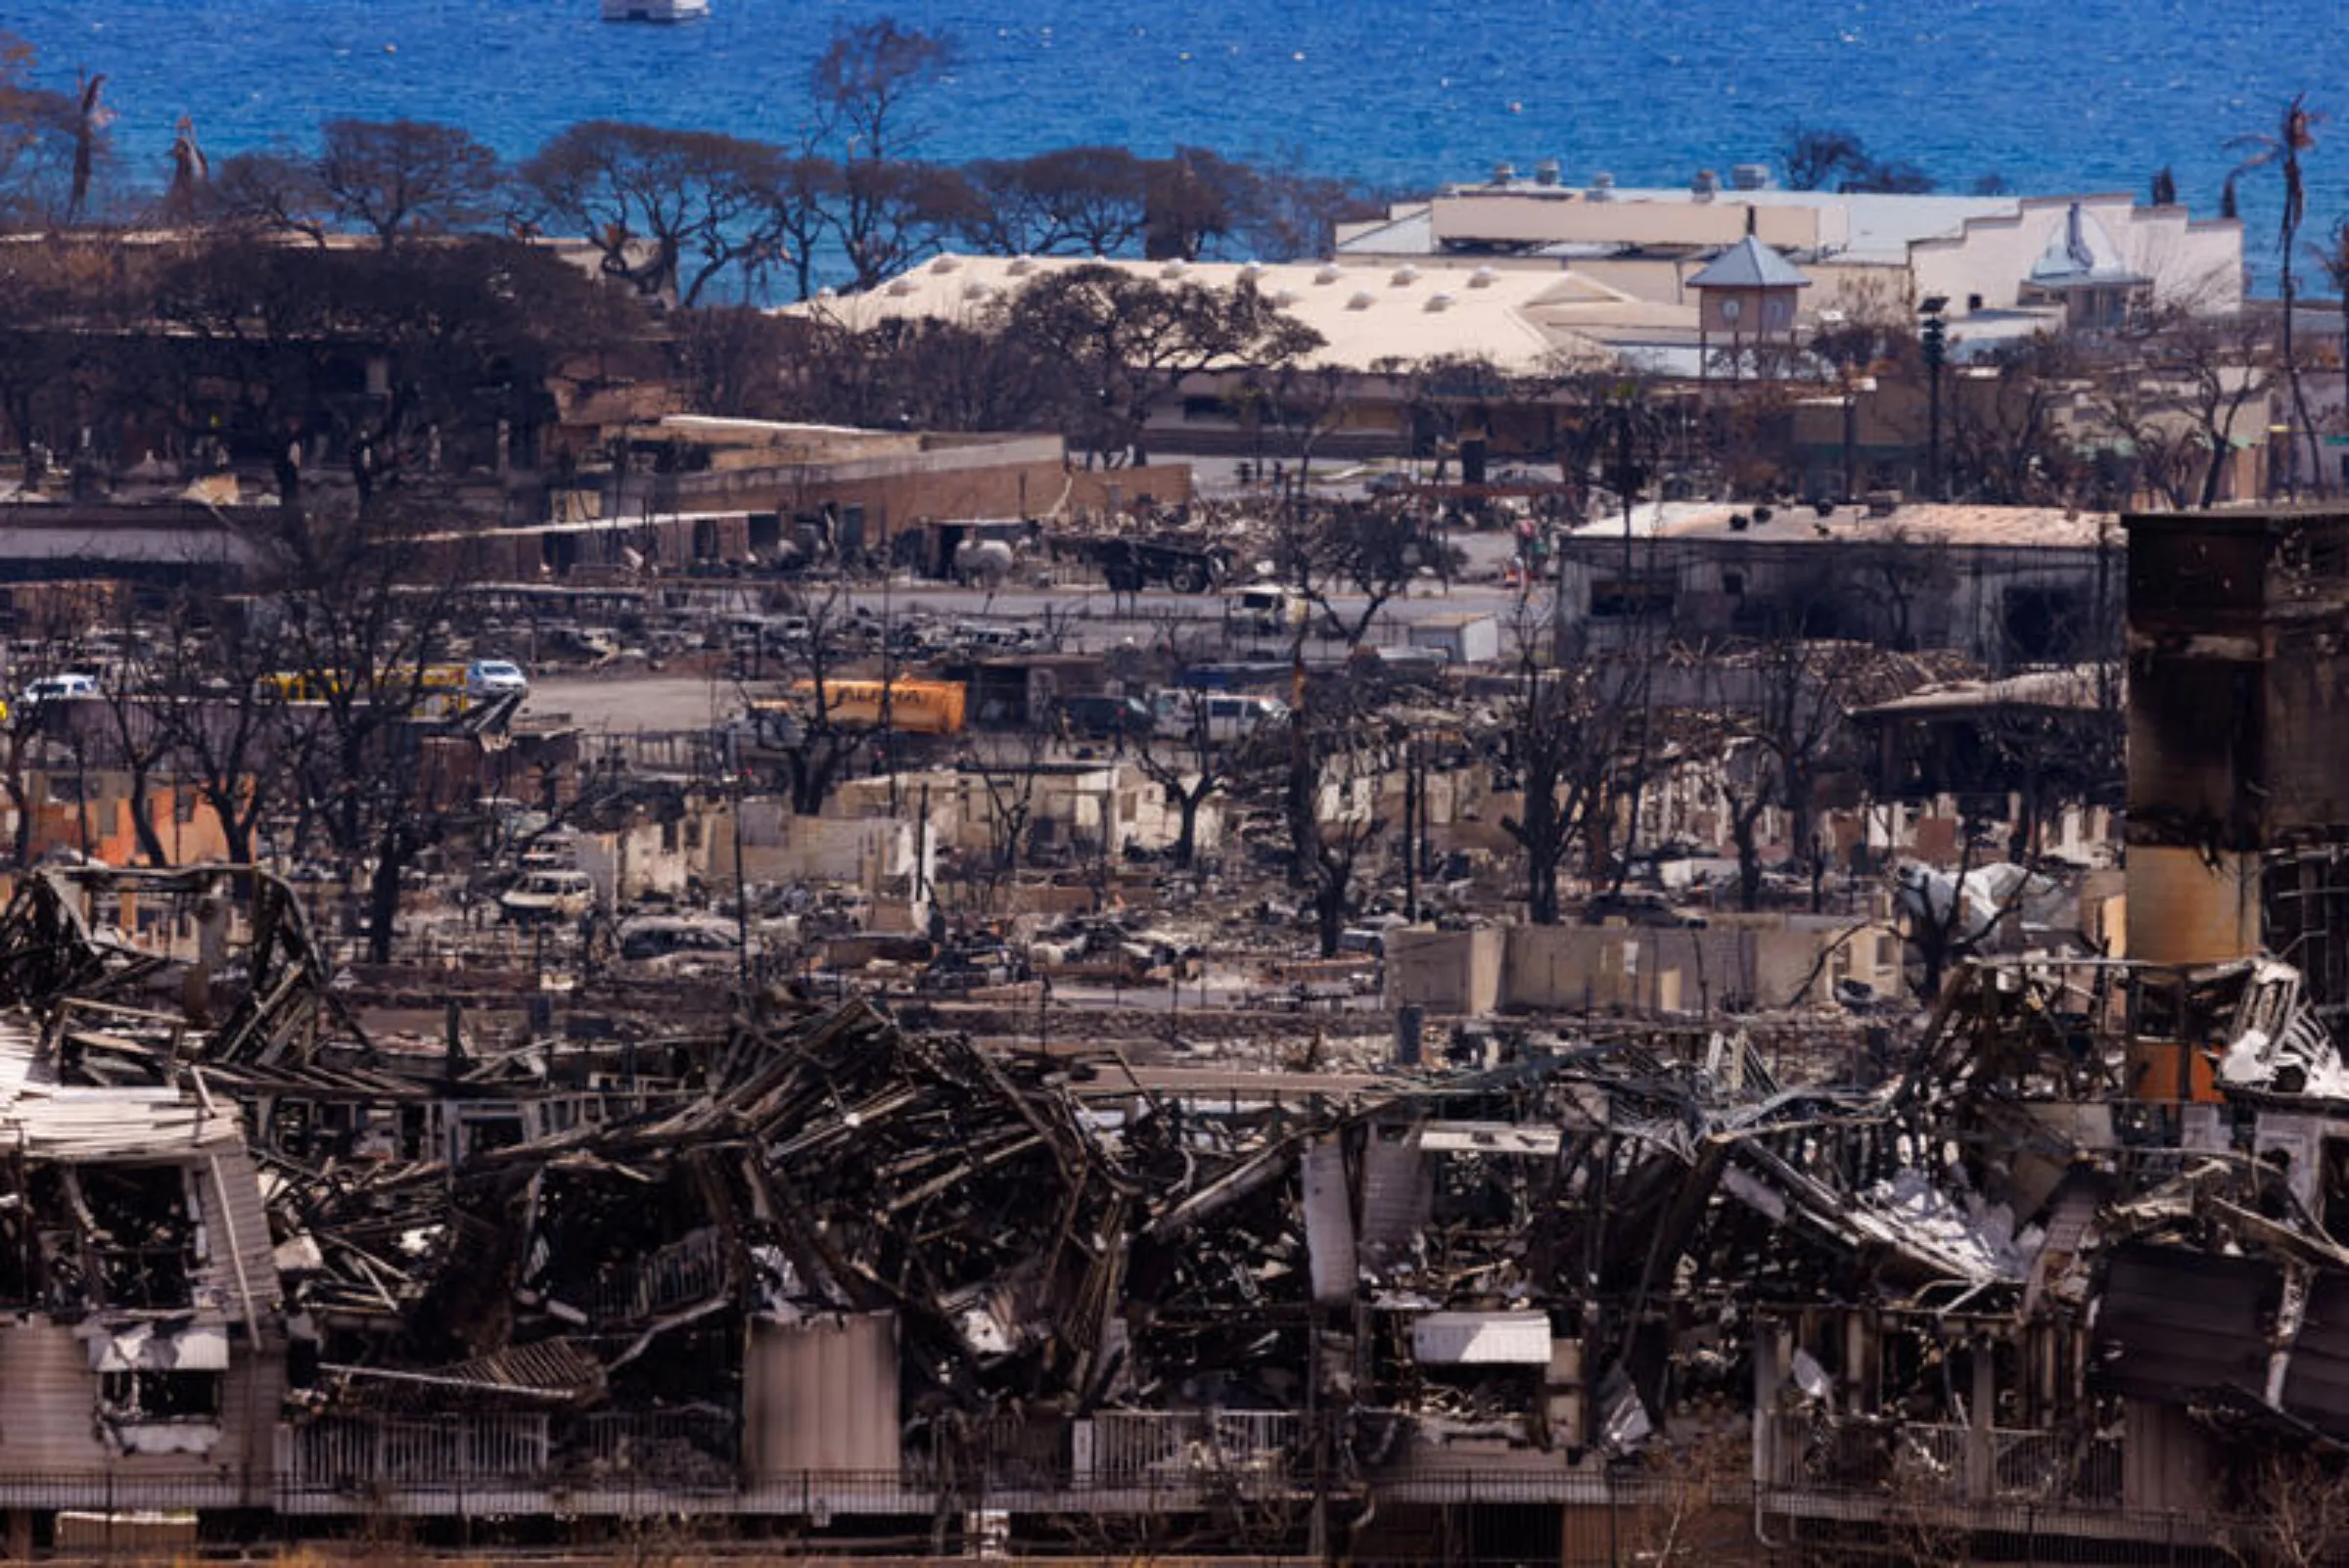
[1151, 690, 1290, 745]
[465, 659, 530, 700]
[498, 869, 595, 921]
[19, 672, 98, 709]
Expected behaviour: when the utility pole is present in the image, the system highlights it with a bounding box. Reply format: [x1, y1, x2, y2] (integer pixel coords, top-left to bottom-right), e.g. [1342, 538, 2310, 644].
[1402, 740, 1420, 923]
[727, 731, 751, 995]
[1921, 296, 1949, 501]
[1841, 377, 1859, 503]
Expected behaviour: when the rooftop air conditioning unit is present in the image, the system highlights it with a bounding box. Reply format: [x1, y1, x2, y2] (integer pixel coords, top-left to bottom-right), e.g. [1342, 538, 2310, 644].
[1535, 158, 1562, 187]
[1493, 161, 1517, 184]
[1731, 163, 1773, 191]
[1692, 169, 1721, 199]
[1588, 172, 1615, 201]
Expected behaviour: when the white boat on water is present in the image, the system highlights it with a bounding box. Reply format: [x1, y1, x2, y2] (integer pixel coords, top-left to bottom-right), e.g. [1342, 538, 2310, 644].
[603, 0, 709, 21]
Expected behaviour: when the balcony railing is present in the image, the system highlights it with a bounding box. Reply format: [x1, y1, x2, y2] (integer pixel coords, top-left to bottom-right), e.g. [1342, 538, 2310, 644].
[1763, 1413, 2123, 1507]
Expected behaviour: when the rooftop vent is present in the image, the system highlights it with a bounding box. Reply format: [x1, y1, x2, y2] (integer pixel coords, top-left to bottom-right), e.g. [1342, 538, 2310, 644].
[1493, 161, 1517, 185]
[1160, 259, 1189, 280]
[887, 277, 918, 297]
[1271, 288, 1300, 307]
[1391, 263, 1420, 286]
[1314, 263, 1343, 284]
[1238, 259, 1267, 279]
[1588, 171, 1615, 201]
[1865, 489, 1903, 517]
[1468, 265, 1497, 289]
[1731, 162, 1773, 191]
[1535, 158, 1562, 187]
[1347, 290, 1377, 310]
[1692, 169, 1721, 198]
[961, 280, 993, 301]
[930, 254, 960, 273]
[1424, 291, 1455, 312]
[1006, 255, 1036, 276]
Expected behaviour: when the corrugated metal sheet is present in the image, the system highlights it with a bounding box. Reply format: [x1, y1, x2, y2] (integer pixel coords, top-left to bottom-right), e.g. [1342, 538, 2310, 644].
[201, 1148, 282, 1323]
[2093, 1245, 2278, 1406]
[1411, 1311, 1553, 1366]
[326, 1338, 609, 1410]
[1357, 1138, 1430, 1261]
[1302, 1140, 1356, 1308]
[2284, 1270, 2349, 1437]
[746, 1312, 899, 1479]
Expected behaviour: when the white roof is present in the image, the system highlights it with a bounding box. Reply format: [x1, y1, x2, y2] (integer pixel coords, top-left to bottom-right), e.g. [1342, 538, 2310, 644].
[1410, 1310, 1554, 1365]
[800, 254, 1658, 375]
[1408, 183, 2026, 264]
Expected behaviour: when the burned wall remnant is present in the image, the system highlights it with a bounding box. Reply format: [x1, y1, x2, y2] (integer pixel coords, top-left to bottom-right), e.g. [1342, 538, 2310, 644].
[2128, 508, 2349, 1028]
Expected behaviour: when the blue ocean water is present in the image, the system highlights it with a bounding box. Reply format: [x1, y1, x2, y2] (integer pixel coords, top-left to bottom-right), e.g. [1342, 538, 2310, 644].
[10, 0, 2347, 269]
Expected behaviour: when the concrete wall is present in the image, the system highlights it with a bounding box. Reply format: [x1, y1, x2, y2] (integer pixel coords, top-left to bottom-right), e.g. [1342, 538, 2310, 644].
[2, 771, 235, 869]
[1557, 534, 2112, 671]
[1383, 927, 1504, 1015]
[572, 819, 698, 904]
[836, 764, 1208, 860]
[711, 804, 931, 905]
[1387, 917, 1900, 1014]
[651, 443, 1194, 551]
[1911, 196, 2241, 319]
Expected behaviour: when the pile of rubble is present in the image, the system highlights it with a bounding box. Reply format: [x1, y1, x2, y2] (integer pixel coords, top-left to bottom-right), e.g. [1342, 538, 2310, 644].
[8, 860, 2349, 1558]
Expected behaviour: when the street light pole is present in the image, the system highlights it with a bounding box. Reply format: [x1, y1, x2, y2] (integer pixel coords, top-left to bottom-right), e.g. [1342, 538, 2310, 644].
[1921, 296, 1949, 502]
[1841, 378, 1859, 503]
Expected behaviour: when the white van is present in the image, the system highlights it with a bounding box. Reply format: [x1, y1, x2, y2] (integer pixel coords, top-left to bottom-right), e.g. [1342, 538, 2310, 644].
[1231, 585, 1310, 636]
[20, 672, 97, 709]
[1153, 690, 1291, 745]
[499, 868, 595, 921]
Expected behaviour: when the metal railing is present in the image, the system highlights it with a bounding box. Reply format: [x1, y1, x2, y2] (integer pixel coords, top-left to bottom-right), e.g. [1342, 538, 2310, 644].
[1762, 1413, 2124, 1507]
[1078, 1410, 1304, 1486]
[0, 1460, 2271, 1566]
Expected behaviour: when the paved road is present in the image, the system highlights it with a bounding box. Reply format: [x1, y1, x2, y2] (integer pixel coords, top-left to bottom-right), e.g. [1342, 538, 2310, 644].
[832, 576, 1548, 653]
[525, 540, 1554, 732]
[527, 674, 743, 734]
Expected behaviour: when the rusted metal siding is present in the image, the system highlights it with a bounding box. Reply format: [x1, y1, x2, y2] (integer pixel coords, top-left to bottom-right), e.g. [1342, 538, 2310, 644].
[744, 1312, 899, 1480]
[2126, 510, 2349, 854]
